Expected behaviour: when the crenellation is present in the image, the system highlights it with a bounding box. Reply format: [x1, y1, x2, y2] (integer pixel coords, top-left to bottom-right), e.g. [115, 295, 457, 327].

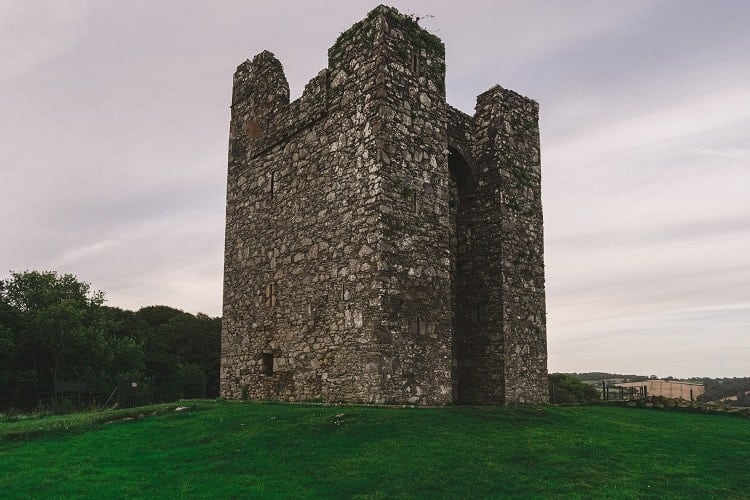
[221, 5, 548, 405]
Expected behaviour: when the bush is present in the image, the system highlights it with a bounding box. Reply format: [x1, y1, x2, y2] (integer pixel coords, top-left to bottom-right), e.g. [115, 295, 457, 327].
[549, 373, 601, 404]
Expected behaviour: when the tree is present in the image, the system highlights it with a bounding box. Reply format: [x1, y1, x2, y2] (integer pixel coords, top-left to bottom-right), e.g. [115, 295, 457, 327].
[1, 271, 221, 411]
[0, 288, 18, 396]
[549, 373, 601, 404]
[136, 307, 220, 401]
[0, 322, 17, 405]
[0, 271, 107, 407]
[157, 312, 220, 397]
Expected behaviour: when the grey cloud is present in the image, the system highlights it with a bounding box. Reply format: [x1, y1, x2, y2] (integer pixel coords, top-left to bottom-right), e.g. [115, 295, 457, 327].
[549, 213, 750, 251]
[1, 1, 748, 376]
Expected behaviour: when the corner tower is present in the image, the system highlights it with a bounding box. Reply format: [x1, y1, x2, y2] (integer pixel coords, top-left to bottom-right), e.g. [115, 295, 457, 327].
[221, 5, 548, 404]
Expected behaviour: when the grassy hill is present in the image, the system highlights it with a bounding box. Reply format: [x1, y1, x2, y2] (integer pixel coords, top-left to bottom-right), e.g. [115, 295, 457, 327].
[1, 401, 749, 498]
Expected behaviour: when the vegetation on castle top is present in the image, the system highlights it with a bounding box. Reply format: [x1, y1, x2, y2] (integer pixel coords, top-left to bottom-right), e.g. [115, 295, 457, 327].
[330, 6, 446, 94]
[332, 6, 443, 52]
[330, 6, 381, 55]
[393, 13, 444, 56]
[386, 8, 446, 95]
[1, 401, 749, 497]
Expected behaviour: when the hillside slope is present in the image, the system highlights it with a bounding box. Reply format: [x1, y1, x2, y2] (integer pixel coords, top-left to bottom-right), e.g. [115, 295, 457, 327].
[1, 401, 749, 498]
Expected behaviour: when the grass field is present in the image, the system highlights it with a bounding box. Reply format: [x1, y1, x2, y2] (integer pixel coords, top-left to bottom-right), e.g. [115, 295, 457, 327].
[1, 401, 749, 498]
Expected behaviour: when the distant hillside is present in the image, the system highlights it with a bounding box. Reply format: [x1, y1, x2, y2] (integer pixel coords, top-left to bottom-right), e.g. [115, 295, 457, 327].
[690, 377, 750, 405]
[567, 373, 750, 406]
[568, 372, 650, 382]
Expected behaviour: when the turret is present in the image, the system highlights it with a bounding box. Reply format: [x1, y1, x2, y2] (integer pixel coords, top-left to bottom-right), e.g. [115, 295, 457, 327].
[228, 51, 290, 173]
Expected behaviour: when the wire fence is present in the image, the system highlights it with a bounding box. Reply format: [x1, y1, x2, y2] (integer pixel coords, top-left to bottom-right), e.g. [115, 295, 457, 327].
[601, 384, 649, 402]
[1, 381, 161, 414]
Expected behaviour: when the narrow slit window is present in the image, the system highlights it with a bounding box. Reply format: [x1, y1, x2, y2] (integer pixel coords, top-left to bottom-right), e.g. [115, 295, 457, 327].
[411, 53, 419, 73]
[261, 353, 273, 376]
[265, 283, 276, 307]
[341, 283, 346, 301]
[270, 172, 275, 198]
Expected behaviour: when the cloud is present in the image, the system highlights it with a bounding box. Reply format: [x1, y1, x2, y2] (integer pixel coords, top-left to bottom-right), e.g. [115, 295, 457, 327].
[549, 301, 750, 378]
[47, 207, 224, 315]
[0, 0, 91, 81]
[1, 1, 748, 376]
[429, 1, 662, 112]
[546, 84, 750, 172]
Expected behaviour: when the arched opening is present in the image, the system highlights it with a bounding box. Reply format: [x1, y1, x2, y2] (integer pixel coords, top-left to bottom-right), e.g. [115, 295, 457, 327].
[448, 147, 474, 404]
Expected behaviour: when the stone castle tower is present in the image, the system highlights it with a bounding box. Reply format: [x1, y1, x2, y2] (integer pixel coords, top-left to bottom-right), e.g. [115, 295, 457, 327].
[221, 5, 548, 405]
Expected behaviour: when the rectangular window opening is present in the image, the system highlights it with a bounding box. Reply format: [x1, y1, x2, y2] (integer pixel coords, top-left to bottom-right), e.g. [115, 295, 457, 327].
[261, 353, 274, 376]
[270, 172, 275, 199]
[411, 53, 419, 73]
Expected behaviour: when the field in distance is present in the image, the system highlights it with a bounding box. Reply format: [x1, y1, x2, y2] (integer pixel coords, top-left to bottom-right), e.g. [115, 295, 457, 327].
[1, 400, 749, 498]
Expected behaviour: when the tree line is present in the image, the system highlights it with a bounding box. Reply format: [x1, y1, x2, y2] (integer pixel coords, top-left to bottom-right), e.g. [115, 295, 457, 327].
[548, 373, 601, 404]
[566, 373, 750, 406]
[0, 271, 220, 412]
[5, 270, 746, 411]
[692, 377, 750, 405]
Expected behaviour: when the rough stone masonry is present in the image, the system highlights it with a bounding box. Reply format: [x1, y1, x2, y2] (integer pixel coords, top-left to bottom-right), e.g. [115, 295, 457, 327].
[221, 5, 548, 405]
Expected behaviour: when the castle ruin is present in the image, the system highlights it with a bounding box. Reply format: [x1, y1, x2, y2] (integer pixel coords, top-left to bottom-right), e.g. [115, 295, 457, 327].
[221, 6, 548, 405]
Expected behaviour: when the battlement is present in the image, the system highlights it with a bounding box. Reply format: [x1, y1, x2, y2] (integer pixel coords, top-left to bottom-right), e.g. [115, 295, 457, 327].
[221, 6, 548, 405]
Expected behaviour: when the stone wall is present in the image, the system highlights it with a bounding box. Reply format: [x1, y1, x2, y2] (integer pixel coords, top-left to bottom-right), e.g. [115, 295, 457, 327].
[221, 5, 548, 404]
[473, 87, 548, 403]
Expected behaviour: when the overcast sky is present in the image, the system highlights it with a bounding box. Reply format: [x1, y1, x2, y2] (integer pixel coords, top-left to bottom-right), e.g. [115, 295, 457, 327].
[1, 1, 748, 378]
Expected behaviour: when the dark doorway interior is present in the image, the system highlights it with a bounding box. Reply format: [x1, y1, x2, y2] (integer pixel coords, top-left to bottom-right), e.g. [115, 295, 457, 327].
[448, 147, 476, 404]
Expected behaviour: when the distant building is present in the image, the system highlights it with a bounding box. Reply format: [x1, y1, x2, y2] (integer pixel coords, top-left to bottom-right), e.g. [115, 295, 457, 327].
[614, 380, 704, 401]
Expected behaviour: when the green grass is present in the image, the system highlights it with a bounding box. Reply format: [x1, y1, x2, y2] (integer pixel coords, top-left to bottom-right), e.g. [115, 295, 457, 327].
[1, 401, 749, 498]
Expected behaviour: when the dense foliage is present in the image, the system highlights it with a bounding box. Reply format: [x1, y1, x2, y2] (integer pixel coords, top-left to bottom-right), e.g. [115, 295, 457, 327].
[570, 373, 750, 407]
[572, 372, 650, 382]
[694, 377, 750, 405]
[0, 271, 220, 411]
[548, 373, 601, 404]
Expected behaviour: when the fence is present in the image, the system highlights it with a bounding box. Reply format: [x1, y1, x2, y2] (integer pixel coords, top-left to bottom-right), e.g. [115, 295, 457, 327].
[1, 379, 158, 413]
[601, 381, 703, 402]
[601, 383, 648, 402]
